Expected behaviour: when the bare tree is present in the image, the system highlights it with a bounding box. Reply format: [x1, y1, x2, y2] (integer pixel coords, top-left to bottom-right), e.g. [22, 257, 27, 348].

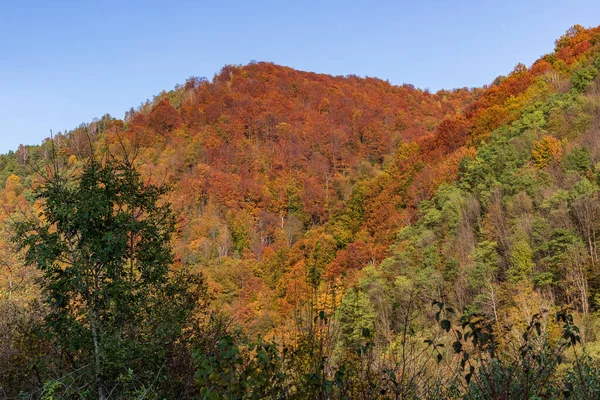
[283, 214, 303, 247]
[571, 193, 599, 264]
[15, 145, 28, 165]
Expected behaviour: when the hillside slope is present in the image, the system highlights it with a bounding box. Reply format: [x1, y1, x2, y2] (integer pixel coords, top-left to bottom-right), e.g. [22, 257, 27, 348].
[2, 26, 600, 398]
[0, 22, 600, 398]
[1, 59, 477, 333]
[2, 26, 600, 336]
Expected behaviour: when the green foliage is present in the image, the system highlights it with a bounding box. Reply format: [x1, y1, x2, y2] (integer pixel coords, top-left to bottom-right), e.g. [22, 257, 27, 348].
[5, 25, 600, 399]
[329, 184, 365, 248]
[337, 288, 376, 346]
[193, 335, 285, 400]
[508, 235, 535, 283]
[564, 356, 600, 398]
[228, 211, 252, 254]
[571, 66, 599, 93]
[430, 304, 584, 400]
[563, 146, 592, 173]
[534, 228, 580, 282]
[469, 241, 499, 289]
[13, 154, 205, 398]
[570, 176, 597, 198]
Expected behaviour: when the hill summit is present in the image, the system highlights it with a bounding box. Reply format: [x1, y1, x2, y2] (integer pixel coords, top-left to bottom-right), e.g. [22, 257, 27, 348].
[2, 24, 600, 399]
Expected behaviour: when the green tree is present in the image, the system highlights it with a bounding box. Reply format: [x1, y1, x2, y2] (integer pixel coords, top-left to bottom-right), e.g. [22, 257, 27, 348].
[14, 154, 204, 398]
[508, 235, 534, 283]
[337, 287, 376, 346]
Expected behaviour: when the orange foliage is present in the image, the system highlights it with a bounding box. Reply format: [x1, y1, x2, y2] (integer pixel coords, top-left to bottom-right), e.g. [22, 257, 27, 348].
[34, 25, 596, 335]
[532, 136, 563, 168]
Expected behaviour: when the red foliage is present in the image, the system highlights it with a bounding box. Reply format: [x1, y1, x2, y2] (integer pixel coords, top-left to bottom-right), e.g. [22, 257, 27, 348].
[148, 98, 182, 133]
[89, 25, 600, 333]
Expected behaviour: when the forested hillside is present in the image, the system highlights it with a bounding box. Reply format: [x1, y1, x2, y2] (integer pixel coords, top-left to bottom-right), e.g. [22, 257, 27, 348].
[2, 24, 600, 399]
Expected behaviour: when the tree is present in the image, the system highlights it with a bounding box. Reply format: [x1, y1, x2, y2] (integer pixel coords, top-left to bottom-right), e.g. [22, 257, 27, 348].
[148, 97, 182, 133]
[337, 287, 376, 346]
[571, 192, 600, 264]
[531, 136, 562, 169]
[13, 153, 204, 398]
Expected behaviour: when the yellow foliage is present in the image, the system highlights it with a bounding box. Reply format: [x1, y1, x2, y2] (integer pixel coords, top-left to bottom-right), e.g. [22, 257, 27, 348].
[532, 136, 562, 168]
[5, 174, 19, 187]
[3, 174, 21, 206]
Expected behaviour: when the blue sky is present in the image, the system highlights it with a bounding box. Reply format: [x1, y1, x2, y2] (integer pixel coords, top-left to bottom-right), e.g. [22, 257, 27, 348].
[1, 0, 599, 154]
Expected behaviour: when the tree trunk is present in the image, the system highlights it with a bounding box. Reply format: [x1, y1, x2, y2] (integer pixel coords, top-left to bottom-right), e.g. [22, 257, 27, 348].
[90, 310, 106, 400]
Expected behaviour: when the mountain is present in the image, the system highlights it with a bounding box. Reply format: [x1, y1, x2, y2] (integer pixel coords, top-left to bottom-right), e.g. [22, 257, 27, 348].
[2, 24, 600, 399]
[1, 59, 478, 332]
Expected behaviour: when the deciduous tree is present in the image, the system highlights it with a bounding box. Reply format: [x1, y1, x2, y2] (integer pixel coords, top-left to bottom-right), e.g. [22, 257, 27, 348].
[13, 153, 204, 398]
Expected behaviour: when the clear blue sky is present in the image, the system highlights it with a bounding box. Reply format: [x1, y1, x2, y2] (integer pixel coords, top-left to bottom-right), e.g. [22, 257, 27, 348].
[1, 0, 599, 154]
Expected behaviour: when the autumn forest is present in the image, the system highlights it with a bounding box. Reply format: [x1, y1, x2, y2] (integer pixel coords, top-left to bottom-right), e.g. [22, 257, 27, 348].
[2, 25, 600, 399]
